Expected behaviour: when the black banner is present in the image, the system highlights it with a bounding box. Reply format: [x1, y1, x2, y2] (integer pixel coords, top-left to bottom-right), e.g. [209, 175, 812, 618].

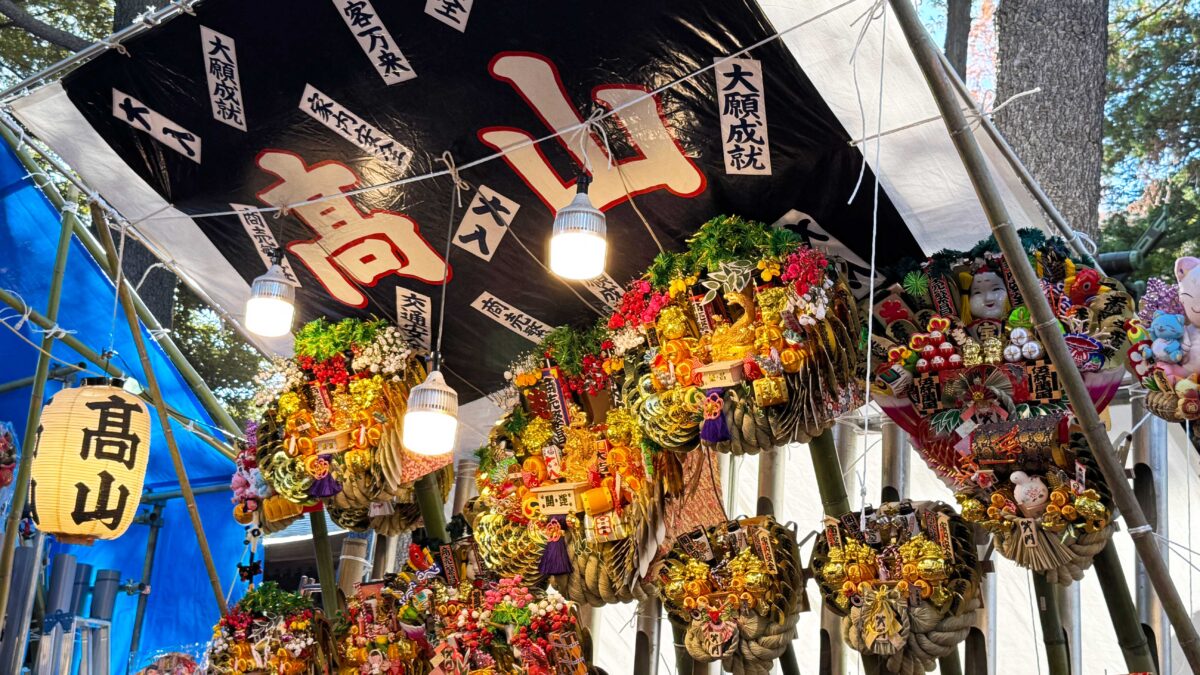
[54, 0, 920, 400]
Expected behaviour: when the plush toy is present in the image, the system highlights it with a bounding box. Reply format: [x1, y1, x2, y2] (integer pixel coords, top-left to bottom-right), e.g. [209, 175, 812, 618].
[1010, 471, 1049, 519]
[1149, 311, 1187, 365]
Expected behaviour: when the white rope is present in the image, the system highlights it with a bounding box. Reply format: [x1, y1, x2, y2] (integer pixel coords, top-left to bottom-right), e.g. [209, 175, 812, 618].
[33, 324, 76, 340]
[847, 86, 1042, 147]
[134, 261, 169, 291]
[105, 220, 129, 362]
[73, 0, 864, 224]
[843, 0, 887, 509]
[147, 328, 171, 342]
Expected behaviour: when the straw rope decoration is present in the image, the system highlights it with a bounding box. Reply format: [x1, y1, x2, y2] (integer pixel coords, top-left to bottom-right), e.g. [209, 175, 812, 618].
[811, 501, 982, 675]
[868, 231, 1131, 582]
[233, 318, 452, 537]
[1128, 266, 1200, 423]
[660, 516, 804, 675]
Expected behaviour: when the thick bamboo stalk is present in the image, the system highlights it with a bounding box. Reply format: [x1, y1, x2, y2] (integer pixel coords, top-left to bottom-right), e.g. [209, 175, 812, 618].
[1093, 542, 1157, 673]
[309, 511, 340, 617]
[0, 189, 76, 637]
[0, 122, 242, 439]
[811, 428, 882, 674]
[0, 286, 237, 460]
[757, 446, 800, 675]
[886, 1, 1200, 669]
[1033, 574, 1070, 675]
[96, 208, 228, 616]
[415, 472, 449, 544]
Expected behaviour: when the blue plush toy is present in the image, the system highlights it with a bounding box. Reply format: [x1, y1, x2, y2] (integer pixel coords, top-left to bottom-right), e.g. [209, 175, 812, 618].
[1150, 311, 1187, 365]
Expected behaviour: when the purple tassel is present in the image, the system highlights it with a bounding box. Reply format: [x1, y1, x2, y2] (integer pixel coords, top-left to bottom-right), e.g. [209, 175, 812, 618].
[700, 389, 731, 444]
[539, 515, 571, 575]
[307, 454, 342, 498]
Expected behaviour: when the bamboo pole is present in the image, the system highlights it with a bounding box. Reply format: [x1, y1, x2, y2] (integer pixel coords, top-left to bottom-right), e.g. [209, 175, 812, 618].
[886, 1, 1200, 669]
[1093, 543, 1157, 673]
[757, 446, 800, 675]
[0, 287, 237, 460]
[0, 123, 242, 439]
[95, 208, 228, 616]
[0, 187, 77, 637]
[1033, 573, 1070, 675]
[414, 472, 449, 544]
[309, 511, 340, 617]
[811, 428, 881, 674]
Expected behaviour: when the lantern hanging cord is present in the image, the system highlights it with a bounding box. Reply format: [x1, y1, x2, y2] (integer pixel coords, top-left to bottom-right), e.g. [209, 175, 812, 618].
[845, 0, 887, 509]
[87, 0, 865, 225]
[104, 218, 129, 368]
[433, 151, 469, 369]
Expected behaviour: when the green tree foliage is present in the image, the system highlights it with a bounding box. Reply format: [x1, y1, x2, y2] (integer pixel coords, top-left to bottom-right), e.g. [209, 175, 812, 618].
[1100, 0, 1200, 280]
[171, 287, 265, 425]
[0, 1, 112, 85]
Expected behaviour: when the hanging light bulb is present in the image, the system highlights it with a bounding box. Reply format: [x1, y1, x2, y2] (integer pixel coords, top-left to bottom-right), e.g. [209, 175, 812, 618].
[402, 367, 459, 456]
[549, 173, 606, 280]
[245, 248, 295, 337]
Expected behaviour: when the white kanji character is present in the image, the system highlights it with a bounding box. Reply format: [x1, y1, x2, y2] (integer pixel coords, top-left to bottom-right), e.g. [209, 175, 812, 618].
[256, 150, 448, 307]
[479, 53, 705, 212]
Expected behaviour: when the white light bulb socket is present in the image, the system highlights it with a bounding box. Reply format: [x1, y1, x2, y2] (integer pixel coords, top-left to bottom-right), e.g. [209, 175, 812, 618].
[246, 263, 296, 337]
[549, 187, 607, 280]
[403, 369, 459, 456]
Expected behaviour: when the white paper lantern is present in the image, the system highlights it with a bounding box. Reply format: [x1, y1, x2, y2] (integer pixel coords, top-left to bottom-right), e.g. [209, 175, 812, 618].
[31, 379, 151, 544]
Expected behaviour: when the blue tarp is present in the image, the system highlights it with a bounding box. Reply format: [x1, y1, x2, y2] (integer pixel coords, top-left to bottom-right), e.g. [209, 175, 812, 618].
[0, 140, 247, 671]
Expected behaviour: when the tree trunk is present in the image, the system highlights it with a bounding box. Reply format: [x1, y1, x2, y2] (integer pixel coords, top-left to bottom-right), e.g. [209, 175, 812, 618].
[995, 0, 1108, 237]
[944, 0, 971, 78]
[108, 0, 179, 327]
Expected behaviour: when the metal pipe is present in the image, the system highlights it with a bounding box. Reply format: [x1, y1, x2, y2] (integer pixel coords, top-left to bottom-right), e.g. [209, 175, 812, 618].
[633, 596, 662, 675]
[451, 459, 478, 516]
[0, 532, 43, 674]
[0, 122, 243, 439]
[90, 569, 119, 675]
[35, 553, 77, 674]
[886, 2, 1200, 668]
[309, 511, 340, 617]
[0, 286, 237, 460]
[141, 483, 230, 503]
[0, 365, 80, 395]
[127, 502, 164, 663]
[338, 533, 370, 598]
[1134, 395, 1171, 674]
[96, 207, 228, 617]
[0, 188, 77, 639]
[1060, 583, 1082, 674]
[880, 418, 908, 502]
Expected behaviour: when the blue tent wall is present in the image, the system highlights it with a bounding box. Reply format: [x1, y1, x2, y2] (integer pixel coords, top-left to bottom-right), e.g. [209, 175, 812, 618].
[0, 140, 248, 671]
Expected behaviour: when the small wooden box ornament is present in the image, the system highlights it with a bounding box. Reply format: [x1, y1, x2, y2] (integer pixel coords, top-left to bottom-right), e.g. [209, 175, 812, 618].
[313, 429, 351, 454]
[530, 481, 588, 515]
[586, 510, 629, 542]
[697, 360, 745, 389]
